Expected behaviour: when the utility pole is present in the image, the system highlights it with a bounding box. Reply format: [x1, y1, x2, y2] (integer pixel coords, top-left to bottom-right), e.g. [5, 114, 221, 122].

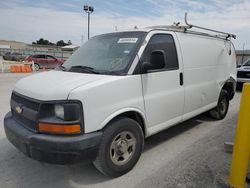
[241, 43, 245, 65]
[83, 5, 94, 40]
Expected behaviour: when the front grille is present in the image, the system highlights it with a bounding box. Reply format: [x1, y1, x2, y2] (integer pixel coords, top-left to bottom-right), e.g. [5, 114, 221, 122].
[12, 110, 37, 130]
[11, 92, 40, 132]
[11, 92, 40, 111]
[237, 71, 250, 79]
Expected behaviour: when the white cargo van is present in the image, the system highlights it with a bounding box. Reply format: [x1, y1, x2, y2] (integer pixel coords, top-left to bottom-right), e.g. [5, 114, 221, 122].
[4, 16, 236, 177]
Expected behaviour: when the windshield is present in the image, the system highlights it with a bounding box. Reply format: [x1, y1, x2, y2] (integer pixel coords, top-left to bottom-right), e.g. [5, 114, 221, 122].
[243, 60, 250, 66]
[63, 31, 146, 75]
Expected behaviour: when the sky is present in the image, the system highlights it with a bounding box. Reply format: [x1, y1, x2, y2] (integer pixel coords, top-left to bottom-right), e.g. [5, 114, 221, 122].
[0, 0, 249, 49]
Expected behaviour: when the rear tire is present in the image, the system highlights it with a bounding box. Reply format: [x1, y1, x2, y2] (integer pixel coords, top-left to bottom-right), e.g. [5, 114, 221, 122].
[208, 89, 229, 120]
[93, 117, 144, 177]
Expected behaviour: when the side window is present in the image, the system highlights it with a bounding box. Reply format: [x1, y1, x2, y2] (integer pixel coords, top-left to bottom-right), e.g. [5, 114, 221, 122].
[141, 34, 178, 71]
[47, 55, 56, 60]
[36, 55, 45, 59]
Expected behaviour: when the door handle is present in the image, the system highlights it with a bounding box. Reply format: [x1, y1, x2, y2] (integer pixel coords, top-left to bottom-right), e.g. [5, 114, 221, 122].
[180, 72, 183, 86]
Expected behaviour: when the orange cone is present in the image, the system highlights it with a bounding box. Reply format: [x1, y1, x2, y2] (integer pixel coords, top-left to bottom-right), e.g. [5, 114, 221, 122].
[24, 65, 32, 72]
[16, 66, 21, 73]
[10, 65, 16, 73]
[21, 66, 26, 73]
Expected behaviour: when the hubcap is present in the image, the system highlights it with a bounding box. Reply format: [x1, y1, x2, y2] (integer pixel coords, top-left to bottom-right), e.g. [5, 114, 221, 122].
[34, 64, 39, 71]
[110, 131, 136, 166]
[219, 98, 227, 114]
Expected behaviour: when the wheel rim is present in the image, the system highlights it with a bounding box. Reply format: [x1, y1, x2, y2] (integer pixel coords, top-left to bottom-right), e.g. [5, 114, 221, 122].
[34, 64, 39, 71]
[219, 98, 227, 115]
[110, 131, 136, 166]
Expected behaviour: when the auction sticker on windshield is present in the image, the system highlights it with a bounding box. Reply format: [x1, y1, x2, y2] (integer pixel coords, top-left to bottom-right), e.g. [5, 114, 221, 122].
[118, 38, 138, 43]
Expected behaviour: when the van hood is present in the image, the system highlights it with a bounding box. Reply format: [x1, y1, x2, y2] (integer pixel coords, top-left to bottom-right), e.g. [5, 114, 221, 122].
[14, 71, 109, 100]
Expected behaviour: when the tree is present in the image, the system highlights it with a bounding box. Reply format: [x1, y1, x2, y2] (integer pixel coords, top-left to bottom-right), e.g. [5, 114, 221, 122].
[67, 40, 72, 45]
[56, 40, 67, 46]
[32, 38, 55, 45]
[32, 38, 72, 46]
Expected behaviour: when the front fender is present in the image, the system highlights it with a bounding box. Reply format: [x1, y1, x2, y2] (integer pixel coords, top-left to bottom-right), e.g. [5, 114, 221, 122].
[98, 107, 148, 136]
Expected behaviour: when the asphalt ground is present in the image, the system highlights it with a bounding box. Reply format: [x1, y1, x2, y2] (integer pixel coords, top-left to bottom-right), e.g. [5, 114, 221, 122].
[0, 73, 249, 188]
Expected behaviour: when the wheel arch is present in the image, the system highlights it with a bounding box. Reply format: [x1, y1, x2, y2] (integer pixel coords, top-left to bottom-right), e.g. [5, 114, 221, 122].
[99, 108, 148, 137]
[222, 77, 236, 100]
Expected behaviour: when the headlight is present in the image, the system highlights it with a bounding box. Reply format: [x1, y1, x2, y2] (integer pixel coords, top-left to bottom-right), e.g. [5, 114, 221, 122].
[38, 101, 83, 135]
[55, 104, 64, 119]
[53, 103, 81, 121]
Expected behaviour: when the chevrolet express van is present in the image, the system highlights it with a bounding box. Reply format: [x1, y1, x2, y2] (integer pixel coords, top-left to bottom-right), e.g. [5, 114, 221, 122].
[4, 23, 236, 177]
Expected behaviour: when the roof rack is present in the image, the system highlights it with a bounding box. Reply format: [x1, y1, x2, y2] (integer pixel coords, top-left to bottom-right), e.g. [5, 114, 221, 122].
[146, 13, 236, 41]
[146, 25, 189, 32]
[184, 12, 236, 40]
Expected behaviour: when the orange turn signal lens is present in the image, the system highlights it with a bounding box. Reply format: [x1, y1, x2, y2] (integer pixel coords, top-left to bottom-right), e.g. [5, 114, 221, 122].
[38, 123, 81, 134]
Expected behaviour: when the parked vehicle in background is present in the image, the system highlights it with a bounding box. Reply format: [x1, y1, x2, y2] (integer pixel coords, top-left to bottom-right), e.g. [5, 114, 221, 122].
[236, 59, 250, 89]
[25, 54, 64, 71]
[3, 52, 24, 61]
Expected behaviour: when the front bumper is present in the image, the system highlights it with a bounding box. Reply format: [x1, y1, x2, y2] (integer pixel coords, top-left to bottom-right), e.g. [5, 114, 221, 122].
[4, 112, 102, 164]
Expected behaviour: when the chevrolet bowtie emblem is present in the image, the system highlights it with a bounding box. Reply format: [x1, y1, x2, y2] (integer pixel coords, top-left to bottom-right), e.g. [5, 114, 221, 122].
[15, 106, 23, 114]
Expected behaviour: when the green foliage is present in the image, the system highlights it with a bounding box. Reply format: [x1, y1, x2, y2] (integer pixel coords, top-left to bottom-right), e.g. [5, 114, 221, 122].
[33, 38, 55, 45]
[32, 38, 73, 46]
[67, 40, 72, 45]
[56, 40, 67, 46]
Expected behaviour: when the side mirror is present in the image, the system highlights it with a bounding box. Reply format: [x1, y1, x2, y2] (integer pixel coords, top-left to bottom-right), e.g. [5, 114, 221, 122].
[142, 61, 153, 72]
[142, 50, 165, 72]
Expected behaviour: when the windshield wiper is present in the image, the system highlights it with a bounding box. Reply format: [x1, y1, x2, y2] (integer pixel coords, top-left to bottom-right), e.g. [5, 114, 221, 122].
[68, 65, 100, 74]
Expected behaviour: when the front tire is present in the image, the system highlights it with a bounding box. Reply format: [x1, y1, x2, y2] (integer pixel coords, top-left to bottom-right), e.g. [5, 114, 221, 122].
[34, 63, 40, 71]
[208, 89, 229, 120]
[93, 117, 144, 177]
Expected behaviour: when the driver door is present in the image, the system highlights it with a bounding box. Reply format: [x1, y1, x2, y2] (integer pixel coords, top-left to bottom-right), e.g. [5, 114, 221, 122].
[140, 33, 184, 134]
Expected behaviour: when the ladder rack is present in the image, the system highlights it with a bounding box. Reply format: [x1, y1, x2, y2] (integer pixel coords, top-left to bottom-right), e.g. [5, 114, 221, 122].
[184, 12, 236, 40]
[146, 13, 236, 41]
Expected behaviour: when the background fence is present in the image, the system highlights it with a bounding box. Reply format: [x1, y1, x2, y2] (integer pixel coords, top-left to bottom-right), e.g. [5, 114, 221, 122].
[0, 48, 74, 60]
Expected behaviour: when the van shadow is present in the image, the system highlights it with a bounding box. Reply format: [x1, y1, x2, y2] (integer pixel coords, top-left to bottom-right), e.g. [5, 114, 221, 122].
[144, 114, 208, 151]
[0, 139, 110, 188]
[0, 115, 209, 188]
